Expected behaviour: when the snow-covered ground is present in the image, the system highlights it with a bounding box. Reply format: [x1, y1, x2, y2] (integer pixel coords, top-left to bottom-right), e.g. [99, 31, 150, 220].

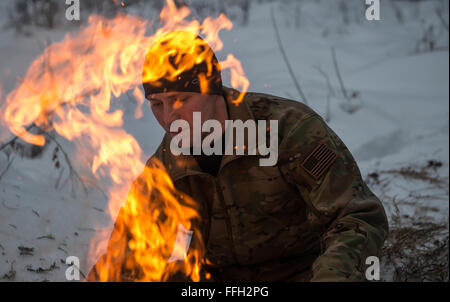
[0, 1, 448, 281]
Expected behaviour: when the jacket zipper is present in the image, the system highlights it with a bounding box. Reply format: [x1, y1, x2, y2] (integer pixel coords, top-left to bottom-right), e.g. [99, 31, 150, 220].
[214, 177, 240, 265]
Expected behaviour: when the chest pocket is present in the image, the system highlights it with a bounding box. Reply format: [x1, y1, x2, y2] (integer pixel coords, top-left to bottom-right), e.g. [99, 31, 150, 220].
[222, 159, 304, 222]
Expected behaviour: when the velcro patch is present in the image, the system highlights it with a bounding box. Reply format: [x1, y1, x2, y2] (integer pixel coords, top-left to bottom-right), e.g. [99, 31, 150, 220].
[301, 143, 338, 180]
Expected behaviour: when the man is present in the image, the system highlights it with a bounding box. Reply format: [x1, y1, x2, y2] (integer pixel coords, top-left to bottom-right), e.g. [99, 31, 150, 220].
[88, 31, 388, 282]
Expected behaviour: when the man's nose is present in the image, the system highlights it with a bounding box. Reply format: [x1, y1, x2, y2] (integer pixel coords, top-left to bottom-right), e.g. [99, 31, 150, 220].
[163, 104, 180, 127]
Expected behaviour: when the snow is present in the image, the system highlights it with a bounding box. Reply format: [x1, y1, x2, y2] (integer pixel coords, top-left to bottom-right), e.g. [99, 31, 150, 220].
[0, 1, 448, 281]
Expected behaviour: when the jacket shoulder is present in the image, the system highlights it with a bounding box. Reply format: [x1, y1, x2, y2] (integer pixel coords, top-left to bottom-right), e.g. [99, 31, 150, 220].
[146, 135, 170, 168]
[244, 91, 319, 135]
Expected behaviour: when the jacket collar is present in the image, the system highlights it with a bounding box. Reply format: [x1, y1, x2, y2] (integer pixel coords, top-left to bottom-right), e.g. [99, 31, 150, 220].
[159, 86, 256, 182]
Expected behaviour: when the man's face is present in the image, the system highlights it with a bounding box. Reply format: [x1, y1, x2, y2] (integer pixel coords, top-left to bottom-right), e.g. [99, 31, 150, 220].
[147, 91, 223, 140]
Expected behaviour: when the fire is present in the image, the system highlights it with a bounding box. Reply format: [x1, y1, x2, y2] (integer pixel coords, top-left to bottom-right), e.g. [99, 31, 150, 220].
[0, 0, 249, 281]
[94, 159, 204, 281]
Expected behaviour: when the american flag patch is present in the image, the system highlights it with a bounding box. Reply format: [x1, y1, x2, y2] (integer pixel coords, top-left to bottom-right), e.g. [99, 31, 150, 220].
[301, 143, 338, 180]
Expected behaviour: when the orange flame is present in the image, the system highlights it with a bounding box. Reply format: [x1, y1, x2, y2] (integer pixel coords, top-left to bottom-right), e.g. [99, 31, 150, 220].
[0, 0, 249, 281]
[94, 159, 205, 281]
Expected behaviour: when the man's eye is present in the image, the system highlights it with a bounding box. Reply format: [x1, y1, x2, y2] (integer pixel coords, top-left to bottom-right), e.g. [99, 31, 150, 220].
[150, 101, 162, 107]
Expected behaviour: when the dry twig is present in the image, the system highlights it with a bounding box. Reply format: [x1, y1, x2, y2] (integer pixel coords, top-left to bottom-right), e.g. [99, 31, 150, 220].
[270, 6, 309, 105]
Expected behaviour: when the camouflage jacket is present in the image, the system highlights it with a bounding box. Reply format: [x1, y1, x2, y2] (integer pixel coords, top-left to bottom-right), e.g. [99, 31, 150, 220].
[89, 86, 388, 282]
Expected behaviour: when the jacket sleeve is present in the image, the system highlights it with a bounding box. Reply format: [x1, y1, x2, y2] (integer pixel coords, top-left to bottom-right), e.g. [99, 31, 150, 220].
[278, 114, 389, 281]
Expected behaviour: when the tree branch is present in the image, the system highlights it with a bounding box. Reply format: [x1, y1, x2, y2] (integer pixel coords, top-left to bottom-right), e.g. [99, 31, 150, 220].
[331, 47, 350, 101]
[436, 8, 449, 31]
[37, 126, 89, 197]
[0, 124, 36, 153]
[314, 65, 336, 97]
[270, 6, 309, 105]
[314, 65, 335, 122]
[0, 156, 15, 182]
[0, 89, 95, 153]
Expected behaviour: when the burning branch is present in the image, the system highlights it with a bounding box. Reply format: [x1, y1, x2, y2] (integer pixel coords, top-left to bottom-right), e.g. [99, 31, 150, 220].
[0, 124, 36, 153]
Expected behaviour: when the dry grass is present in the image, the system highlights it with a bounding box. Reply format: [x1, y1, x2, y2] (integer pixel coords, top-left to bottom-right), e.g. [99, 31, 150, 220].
[382, 221, 448, 281]
[366, 160, 449, 282]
